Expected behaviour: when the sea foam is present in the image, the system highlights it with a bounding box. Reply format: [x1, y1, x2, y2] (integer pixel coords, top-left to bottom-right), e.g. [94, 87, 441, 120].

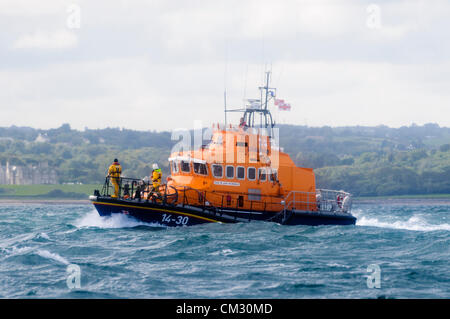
[75, 210, 158, 229]
[355, 214, 450, 232]
[36, 249, 70, 265]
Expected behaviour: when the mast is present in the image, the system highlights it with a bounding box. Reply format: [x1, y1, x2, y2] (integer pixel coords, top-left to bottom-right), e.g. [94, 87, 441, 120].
[257, 71, 276, 136]
[224, 70, 276, 136]
[264, 71, 270, 111]
[224, 90, 227, 129]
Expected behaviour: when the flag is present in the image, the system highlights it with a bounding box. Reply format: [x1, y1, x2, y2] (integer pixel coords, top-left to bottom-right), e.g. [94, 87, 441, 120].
[279, 103, 291, 111]
[275, 99, 291, 111]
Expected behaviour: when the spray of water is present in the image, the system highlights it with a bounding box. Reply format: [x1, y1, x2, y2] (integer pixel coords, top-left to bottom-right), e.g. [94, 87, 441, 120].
[36, 249, 70, 265]
[75, 210, 161, 229]
[3, 246, 70, 265]
[353, 209, 450, 232]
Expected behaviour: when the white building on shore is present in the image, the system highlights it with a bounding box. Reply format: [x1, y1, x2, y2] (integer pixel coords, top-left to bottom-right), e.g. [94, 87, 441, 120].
[0, 161, 58, 185]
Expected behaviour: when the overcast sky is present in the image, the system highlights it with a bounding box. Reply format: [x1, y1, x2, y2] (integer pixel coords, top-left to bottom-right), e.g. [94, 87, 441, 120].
[1, 0, 449, 131]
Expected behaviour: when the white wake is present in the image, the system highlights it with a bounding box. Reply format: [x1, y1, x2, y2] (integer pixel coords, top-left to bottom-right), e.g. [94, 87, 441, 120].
[355, 211, 450, 232]
[75, 210, 160, 229]
[36, 249, 70, 265]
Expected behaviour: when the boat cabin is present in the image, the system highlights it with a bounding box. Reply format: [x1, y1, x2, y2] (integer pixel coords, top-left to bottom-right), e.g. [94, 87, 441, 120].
[166, 123, 317, 212]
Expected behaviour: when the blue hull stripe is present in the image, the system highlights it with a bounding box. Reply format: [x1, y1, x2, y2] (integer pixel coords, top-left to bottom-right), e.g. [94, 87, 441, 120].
[93, 201, 221, 223]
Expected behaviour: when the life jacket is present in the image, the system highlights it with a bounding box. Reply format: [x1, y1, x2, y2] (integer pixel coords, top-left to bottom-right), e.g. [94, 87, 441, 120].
[108, 162, 122, 178]
[152, 168, 162, 184]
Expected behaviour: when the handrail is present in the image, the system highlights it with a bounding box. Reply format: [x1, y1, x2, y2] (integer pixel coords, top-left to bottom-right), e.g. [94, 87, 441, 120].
[101, 176, 178, 204]
[282, 189, 353, 214]
[99, 176, 352, 214]
[170, 185, 283, 212]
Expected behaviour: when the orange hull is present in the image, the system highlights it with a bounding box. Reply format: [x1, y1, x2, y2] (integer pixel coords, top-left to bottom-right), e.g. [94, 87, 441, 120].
[166, 126, 317, 212]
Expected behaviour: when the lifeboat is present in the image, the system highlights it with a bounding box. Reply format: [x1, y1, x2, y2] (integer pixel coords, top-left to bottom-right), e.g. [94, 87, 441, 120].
[90, 72, 356, 226]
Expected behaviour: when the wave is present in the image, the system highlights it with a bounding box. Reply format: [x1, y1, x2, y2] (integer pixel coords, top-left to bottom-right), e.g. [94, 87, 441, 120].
[355, 213, 450, 232]
[210, 249, 235, 256]
[36, 249, 69, 265]
[3, 246, 34, 256]
[74, 210, 160, 229]
[36, 233, 50, 240]
[3, 246, 70, 265]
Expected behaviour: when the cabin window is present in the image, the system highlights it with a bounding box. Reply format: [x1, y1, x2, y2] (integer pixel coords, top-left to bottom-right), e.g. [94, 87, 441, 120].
[268, 168, 277, 181]
[212, 164, 223, 178]
[226, 165, 234, 179]
[258, 168, 266, 181]
[272, 169, 278, 181]
[181, 160, 191, 173]
[171, 161, 179, 173]
[268, 168, 273, 181]
[193, 162, 208, 175]
[248, 167, 256, 180]
[236, 166, 245, 180]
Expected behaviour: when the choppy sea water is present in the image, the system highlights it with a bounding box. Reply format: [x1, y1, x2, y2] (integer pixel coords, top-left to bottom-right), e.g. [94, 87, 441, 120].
[0, 199, 449, 299]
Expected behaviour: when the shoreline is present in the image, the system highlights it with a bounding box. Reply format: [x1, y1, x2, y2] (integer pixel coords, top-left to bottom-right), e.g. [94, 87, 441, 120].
[0, 199, 91, 204]
[0, 194, 449, 205]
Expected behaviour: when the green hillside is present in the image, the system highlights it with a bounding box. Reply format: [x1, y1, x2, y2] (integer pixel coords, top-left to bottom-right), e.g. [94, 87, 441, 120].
[0, 123, 449, 197]
[0, 184, 101, 199]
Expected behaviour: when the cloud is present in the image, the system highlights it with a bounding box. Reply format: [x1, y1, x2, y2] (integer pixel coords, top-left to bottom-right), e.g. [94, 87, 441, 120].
[0, 0, 449, 130]
[12, 30, 78, 50]
[0, 0, 65, 17]
[1, 57, 449, 131]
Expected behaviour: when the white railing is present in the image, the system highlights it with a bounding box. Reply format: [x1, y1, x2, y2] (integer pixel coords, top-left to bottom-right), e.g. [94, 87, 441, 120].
[282, 189, 352, 214]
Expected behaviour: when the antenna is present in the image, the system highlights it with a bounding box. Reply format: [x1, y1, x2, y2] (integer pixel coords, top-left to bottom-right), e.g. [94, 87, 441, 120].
[224, 90, 227, 128]
[225, 69, 276, 137]
[242, 64, 248, 108]
[258, 70, 275, 111]
[224, 38, 229, 129]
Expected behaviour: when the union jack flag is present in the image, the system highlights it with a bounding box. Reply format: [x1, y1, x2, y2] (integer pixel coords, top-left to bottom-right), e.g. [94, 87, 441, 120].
[274, 99, 284, 106]
[274, 99, 291, 111]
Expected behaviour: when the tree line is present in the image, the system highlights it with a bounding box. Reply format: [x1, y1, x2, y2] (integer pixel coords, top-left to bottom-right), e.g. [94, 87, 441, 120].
[0, 123, 449, 196]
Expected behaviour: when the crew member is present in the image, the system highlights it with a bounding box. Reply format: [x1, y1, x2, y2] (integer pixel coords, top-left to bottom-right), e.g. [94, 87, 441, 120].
[151, 163, 162, 192]
[107, 158, 122, 198]
[337, 194, 344, 209]
[239, 117, 247, 129]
